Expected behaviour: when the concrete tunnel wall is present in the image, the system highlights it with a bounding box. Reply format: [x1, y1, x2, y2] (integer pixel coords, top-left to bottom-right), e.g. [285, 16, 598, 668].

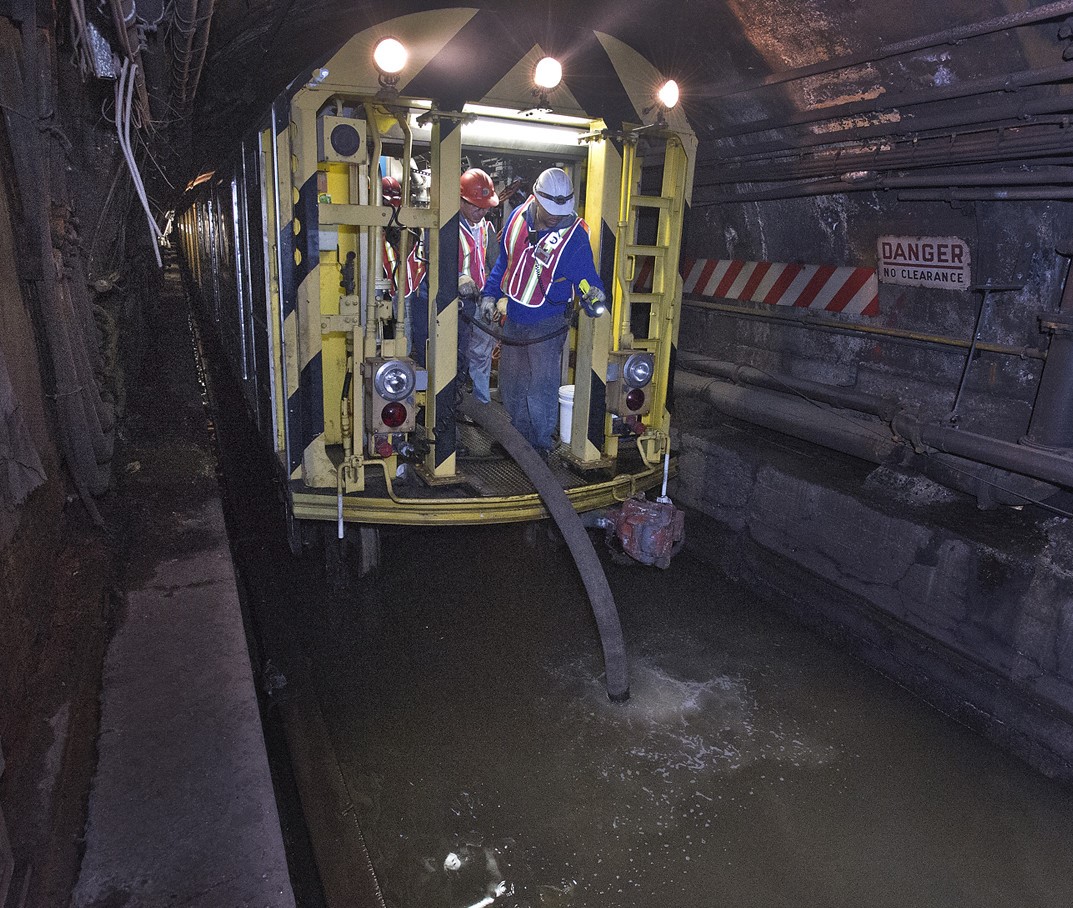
[672, 188, 1073, 779]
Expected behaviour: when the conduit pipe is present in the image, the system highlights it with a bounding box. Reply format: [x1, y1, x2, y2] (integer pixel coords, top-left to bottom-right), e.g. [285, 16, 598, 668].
[170, 0, 199, 108]
[892, 412, 1073, 490]
[682, 298, 1047, 361]
[710, 62, 1073, 144]
[108, 0, 151, 125]
[58, 274, 112, 466]
[721, 126, 1073, 177]
[185, 0, 215, 106]
[705, 96, 1073, 163]
[677, 352, 898, 420]
[15, 1, 108, 520]
[696, 0, 1073, 101]
[676, 367, 1073, 503]
[460, 395, 630, 702]
[1024, 257, 1073, 451]
[698, 182, 1073, 207]
[898, 189, 1073, 202]
[698, 168, 1073, 201]
[674, 370, 903, 466]
[697, 128, 1073, 191]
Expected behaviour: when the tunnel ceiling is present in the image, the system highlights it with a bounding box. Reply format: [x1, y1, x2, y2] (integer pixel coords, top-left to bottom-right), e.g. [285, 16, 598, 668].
[65, 0, 1073, 200]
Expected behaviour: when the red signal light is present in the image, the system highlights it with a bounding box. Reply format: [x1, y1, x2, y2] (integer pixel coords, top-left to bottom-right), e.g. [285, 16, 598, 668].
[625, 388, 646, 411]
[381, 402, 407, 428]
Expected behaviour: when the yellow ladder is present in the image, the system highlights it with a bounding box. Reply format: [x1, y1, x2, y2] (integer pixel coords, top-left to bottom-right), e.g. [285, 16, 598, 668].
[612, 131, 690, 437]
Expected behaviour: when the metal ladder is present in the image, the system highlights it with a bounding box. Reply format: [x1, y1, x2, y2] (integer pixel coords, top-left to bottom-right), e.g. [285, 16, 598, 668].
[612, 131, 690, 437]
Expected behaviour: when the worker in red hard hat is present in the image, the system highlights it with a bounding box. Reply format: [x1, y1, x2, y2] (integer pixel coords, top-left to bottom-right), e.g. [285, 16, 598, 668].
[380, 176, 404, 295]
[381, 176, 402, 207]
[480, 167, 605, 459]
[456, 168, 500, 406]
[411, 168, 500, 403]
[380, 174, 425, 302]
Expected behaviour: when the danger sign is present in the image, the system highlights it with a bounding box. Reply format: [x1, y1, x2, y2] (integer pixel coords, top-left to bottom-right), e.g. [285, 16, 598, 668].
[877, 235, 971, 290]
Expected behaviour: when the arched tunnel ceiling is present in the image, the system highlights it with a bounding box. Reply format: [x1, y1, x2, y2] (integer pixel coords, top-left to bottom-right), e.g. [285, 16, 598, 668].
[134, 0, 1073, 193]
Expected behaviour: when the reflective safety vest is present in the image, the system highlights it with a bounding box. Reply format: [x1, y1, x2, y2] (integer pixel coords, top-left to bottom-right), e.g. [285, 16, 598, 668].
[459, 218, 491, 289]
[382, 232, 426, 296]
[405, 232, 426, 295]
[382, 238, 399, 294]
[502, 197, 583, 309]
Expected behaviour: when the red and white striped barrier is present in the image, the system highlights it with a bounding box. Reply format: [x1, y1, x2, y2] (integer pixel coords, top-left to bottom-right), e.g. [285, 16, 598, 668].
[633, 257, 879, 316]
[682, 257, 879, 316]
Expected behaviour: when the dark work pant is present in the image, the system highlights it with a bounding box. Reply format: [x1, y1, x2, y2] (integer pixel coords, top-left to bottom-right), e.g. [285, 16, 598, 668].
[499, 317, 567, 452]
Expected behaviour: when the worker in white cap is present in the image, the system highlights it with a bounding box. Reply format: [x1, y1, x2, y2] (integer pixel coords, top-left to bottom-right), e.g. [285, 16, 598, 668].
[479, 167, 606, 459]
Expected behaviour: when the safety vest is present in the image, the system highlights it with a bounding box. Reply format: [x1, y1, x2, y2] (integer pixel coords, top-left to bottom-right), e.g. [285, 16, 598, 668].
[502, 197, 583, 308]
[382, 238, 399, 294]
[459, 218, 491, 288]
[405, 233, 427, 295]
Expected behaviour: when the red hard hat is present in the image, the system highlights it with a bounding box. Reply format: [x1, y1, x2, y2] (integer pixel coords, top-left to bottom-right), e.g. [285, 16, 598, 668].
[460, 168, 499, 209]
[382, 176, 402, 207]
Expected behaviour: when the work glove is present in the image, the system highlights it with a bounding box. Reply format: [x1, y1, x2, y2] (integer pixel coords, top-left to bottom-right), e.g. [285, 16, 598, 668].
[579, 281, 607, 318]
[458, 275, 478, 300]
[478, 295, 498, 324]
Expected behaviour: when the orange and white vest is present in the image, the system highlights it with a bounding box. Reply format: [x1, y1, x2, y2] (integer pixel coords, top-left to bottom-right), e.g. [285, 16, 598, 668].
[501, 197, 583, 309]
[459, 218, 491, 289]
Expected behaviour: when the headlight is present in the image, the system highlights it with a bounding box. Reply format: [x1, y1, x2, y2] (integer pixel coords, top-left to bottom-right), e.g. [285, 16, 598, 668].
[374, 360, 416, 401]
[622, 352, 654, 389]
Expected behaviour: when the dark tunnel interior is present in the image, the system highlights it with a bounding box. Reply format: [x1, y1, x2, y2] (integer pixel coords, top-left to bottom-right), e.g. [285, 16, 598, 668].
[3, 2, 1073, 907]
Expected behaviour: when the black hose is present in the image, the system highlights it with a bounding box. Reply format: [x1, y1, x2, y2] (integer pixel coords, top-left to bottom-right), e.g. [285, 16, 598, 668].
[459, 308, 570, 346]
[459, 394, 630, 702]
[341, 357, 352, 401]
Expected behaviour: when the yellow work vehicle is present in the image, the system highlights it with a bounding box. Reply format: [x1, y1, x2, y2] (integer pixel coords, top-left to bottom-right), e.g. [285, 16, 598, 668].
[177, 11, 695, 576]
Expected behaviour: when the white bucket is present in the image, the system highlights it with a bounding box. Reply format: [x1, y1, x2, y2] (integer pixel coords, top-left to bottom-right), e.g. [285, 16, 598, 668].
[558, 384, 575, 444]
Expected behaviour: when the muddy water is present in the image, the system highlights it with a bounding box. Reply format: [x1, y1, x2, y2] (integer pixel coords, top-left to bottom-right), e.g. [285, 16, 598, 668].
[292, 523, 1073, 908]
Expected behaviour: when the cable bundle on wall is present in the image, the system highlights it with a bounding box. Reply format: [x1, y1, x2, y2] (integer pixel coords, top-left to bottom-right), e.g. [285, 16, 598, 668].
[6, 2, 115, 523]
[115, 57, 163, 268]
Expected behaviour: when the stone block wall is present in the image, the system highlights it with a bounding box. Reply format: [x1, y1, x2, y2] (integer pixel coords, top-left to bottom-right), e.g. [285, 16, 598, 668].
[674, 416, 1073, 780]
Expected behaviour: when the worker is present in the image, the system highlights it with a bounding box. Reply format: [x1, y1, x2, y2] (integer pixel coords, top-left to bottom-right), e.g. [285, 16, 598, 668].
[380, 176, 404, 296]
[409, 168, 499, 405]
[380, 174, 427, 348]
[479, 167, 606, 459]
[456, 167, 499, 404]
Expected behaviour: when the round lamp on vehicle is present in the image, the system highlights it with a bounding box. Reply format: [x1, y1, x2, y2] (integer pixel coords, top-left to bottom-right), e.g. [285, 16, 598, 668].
[534, 57, 562, 90]
[657, 79, 680, 110]
[374, 359, 416, 401]
[374, 37, 408, 75]
[625, 388, 646, 412]
[622, 351, 655, 389]
[381, 402, 408, 428]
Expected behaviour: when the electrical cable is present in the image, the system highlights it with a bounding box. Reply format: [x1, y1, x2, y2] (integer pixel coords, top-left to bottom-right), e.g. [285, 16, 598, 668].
[114, 59, 162, 267]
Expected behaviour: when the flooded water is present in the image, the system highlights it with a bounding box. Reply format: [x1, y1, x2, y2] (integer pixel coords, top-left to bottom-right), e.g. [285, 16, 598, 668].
[193, 278, 1073, 908]
[288, 523, 1073, 908]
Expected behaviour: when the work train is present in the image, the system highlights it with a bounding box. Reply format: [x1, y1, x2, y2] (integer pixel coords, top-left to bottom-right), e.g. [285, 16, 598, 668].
[177, 10, 696, 573]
